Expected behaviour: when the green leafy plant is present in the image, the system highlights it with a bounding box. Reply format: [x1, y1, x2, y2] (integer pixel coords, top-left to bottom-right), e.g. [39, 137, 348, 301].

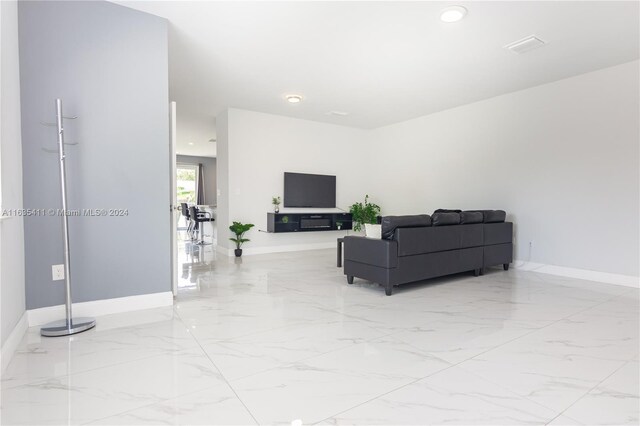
[349, 195, 381, 232]
[229, 221, 255, 249]
[272, 196, 281, 206]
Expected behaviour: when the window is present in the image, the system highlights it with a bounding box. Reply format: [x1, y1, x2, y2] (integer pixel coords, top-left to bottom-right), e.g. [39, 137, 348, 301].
[176, 164, 198, 204]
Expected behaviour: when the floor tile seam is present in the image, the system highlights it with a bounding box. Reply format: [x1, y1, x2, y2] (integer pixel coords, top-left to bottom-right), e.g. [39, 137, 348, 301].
[77, 383, 238, 426]
[451, 361, 575, 422]
[313, 328, 575, 426]
[563, 290, 640, 319]
[173, 307, 261, 425]
[544, 358, 638, 425]
[20, 317, 182, 351]
[311, 364, 459, 425]
[543, 414, 584, 426]
[224, 329, 410, 382]
[0, 346, 201, 392]
[391, 330, 569, 420]
[445, 291, 638, 417]
[177, 298, 386, 343]
[186, 317, 335, 344]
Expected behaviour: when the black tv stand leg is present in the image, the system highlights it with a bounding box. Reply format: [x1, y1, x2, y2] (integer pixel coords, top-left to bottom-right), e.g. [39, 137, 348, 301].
[473, 268, 480, 277]
[479, 268, 485, 276]
[503, 263, 510, 271]
[385, 283, 393, 296]
[347, 275, 354, 284]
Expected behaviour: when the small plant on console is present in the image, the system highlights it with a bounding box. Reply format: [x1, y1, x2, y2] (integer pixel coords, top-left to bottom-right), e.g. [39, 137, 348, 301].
[272, 196, 281, 213]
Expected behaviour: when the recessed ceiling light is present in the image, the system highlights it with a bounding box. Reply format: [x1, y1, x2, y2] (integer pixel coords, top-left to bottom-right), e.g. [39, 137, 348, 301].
[440, 6, 467, 23]
[326, 111, 349, 116]
[188, 142, 194, 146]
[285, 94, 303, 103]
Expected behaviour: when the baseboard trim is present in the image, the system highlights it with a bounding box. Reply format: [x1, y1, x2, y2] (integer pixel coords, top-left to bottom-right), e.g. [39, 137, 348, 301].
[217, 241, 337, 257]
[513, 260, 639, 288]
[27, 291, 174, 327]
[1, 311, 28, 372]
[216, 244, 231, 257]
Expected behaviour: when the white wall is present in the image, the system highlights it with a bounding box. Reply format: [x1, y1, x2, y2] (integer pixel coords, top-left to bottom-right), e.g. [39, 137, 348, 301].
[370, 61, 639, 277]
[217, 109, 368, 254]
[216, 62, 638, 278]
[1, 0, 26, 348]
[216, 110, 230, 253]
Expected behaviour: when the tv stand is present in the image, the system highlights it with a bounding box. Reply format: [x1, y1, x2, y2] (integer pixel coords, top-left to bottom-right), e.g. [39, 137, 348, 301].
[267, 212, 352, 233]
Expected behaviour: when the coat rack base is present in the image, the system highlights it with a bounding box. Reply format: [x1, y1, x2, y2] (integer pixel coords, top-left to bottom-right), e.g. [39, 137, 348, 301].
[40, 317, 97, 337]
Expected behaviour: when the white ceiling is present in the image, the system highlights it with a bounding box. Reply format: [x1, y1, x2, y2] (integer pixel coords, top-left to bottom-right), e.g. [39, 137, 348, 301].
[115, 1, 639, 158]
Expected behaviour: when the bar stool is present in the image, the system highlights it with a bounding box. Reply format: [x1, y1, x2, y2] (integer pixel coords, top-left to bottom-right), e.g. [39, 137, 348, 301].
[180, 203, 194, 239]
[189, 206, 214, 245]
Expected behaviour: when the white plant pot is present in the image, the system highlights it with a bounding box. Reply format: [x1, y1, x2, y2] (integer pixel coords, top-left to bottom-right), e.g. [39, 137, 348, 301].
[364, 224, 382, 239]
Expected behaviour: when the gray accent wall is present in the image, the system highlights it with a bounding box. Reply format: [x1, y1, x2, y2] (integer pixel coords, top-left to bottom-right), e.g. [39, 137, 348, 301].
[19, 1, 170, 309]
[176, 155, 217, 206]
[1, 0, 26, 347]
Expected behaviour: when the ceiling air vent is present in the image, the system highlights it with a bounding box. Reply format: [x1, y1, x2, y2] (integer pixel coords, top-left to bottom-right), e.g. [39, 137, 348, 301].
[504, 35, 546, 54]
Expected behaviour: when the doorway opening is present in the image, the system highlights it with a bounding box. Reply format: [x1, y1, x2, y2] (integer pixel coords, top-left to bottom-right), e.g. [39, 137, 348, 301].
[170, 103, 218, 295]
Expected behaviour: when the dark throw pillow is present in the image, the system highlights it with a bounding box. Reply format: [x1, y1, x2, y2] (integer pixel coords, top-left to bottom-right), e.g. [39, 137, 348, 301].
[433, 209, 462, 214]
[381, 215, 432, 240]
[431, 212, 461, 226]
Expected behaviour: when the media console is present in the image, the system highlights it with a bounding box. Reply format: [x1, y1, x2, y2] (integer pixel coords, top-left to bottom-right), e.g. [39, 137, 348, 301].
[267, 212, 353, 233]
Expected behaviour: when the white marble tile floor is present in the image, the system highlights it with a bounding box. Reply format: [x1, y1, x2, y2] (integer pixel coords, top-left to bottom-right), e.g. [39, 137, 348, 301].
[2, 245, 638, 425]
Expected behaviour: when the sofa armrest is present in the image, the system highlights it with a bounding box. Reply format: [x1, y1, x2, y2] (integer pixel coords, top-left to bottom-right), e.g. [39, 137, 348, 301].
[344, 236, 398, 268]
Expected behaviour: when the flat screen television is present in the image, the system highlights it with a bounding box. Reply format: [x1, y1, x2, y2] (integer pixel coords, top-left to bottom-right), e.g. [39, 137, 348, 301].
[284, 172, 336, 208]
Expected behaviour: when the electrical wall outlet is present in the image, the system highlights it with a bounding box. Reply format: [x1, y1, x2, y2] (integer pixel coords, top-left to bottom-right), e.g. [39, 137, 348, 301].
[52, 264, 65, 281]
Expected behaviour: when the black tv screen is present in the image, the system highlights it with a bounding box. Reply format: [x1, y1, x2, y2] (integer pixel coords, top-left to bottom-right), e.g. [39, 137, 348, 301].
[284, 172, 336, 208]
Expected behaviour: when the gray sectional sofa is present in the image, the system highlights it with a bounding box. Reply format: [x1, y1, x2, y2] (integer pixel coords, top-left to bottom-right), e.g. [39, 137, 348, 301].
[343, 210, 513, 295]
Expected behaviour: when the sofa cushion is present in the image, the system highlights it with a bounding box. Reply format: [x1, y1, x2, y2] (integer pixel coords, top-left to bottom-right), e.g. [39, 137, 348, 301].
[433, 209, 462, 214]
[483, 210, 506, 223]
[381, 215, 431, 240]
[394, 223, 483, 256]
[396, 226, 460, 256]
[467, 210, 506, 223]
[431, 212, 461, 226]
[460, 211, 483, 224]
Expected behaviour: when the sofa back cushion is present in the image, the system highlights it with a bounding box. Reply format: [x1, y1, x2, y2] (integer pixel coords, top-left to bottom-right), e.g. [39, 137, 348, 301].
[433, 209, 461, 214]
[483, 210, 506, 223]
[460, 211, 483, 224]
[467, 210, 506, 223]
[395, 224, 483, 256]
[431, 212, 461, 226]
[381, 215, 431, 240]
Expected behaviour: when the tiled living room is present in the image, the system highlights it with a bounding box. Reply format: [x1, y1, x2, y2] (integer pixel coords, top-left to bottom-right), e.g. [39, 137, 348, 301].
[1, 1, 638, 425]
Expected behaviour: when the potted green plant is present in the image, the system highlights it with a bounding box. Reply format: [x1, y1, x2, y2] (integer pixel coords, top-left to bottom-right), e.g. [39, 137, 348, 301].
[349, 195, 381, 238]
[272, 196, 281, 213]
[336, 221, 343, 230]
[229, 221, 255, 257]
